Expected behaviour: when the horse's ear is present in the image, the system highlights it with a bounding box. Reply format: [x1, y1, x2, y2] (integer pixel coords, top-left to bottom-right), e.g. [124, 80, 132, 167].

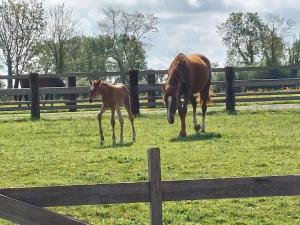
[162, 83, 166, 92]
[96, 80, 101, 85]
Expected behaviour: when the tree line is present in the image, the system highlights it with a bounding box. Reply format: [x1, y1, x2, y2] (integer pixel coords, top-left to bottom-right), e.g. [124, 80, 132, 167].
[217, 12, 300, 79]
[0, 0, 158, 88]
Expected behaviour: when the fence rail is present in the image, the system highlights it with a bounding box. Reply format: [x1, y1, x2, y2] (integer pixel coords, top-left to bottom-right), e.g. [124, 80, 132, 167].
[1, 65, 300, 118]
[0, 148, 299, 225]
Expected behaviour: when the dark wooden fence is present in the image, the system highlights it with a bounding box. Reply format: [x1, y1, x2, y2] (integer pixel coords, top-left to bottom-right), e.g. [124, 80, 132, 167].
[1, 65, 300, 119]
[0, 148, 299, 225]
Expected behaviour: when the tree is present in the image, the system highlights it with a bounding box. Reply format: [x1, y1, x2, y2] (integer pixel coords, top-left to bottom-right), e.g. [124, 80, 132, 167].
[261, 14, 294, 66]
[217, 12, 264, 66]
[99, 8, 158, 83]
[45, 3, 79, 74]
[288, 36, 300, 65]
[0, 0, 46, 88]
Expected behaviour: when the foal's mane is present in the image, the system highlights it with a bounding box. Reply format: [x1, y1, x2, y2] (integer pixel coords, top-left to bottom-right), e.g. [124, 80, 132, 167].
[167, 53, 189, 86]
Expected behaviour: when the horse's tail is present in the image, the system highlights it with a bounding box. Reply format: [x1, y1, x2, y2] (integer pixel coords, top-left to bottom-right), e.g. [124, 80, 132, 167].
[199, 69, 213, 106]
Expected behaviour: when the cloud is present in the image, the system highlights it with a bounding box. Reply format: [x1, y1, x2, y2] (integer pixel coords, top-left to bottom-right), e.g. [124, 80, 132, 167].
[42, 0, 300, 69]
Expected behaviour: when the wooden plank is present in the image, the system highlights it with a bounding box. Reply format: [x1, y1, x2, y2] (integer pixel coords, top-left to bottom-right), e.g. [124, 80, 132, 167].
[0, 107, 31, 111]
[0, 101, 30, 105]
[0, 75, 30, 80]
[148, 148, 163, 225]
[162, 175, 300, 201]
[0, 194, 88, 225]
[39, 87, 89, 95]
[235, 78, 300, 87]
[236, 96, 300, 103]
[0, 88, 31, 96]
[0, 182, 149, 207]
[234, 64, 300, 72]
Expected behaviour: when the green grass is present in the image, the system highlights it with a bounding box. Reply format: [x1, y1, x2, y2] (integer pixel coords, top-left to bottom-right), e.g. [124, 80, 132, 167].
[0, 108, 300, 224]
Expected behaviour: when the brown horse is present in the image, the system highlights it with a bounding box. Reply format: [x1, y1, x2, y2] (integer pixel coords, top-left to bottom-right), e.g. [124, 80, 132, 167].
[88, 80, 136, 145]
[162, 53, 211, 137]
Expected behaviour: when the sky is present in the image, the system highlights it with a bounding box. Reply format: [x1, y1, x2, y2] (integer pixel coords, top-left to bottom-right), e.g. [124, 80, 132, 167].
[44, 0, 300, 70]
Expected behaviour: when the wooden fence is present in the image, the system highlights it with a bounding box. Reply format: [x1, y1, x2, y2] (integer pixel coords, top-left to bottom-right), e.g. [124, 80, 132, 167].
[0, 65, 300, 119]
[0, 148, 299, 225]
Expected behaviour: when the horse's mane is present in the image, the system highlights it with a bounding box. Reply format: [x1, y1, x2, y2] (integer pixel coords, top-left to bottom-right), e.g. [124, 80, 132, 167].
[167, 53, 189, 86]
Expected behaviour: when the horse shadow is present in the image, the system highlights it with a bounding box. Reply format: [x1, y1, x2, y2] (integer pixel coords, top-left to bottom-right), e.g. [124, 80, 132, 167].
[170, 132, 221, 142]
[97, 141, 135, 149]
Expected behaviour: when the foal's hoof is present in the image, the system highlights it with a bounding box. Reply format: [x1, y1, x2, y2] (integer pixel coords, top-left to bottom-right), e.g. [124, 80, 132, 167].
[179, 130, 187, 137]
[194, 124, 201, 131]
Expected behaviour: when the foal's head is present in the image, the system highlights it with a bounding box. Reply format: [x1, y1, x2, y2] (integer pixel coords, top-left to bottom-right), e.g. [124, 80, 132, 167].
[88, 80, 101, 103]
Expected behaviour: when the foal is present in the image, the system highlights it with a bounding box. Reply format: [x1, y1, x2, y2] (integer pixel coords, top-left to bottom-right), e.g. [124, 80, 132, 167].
[89, 80, 136, 145]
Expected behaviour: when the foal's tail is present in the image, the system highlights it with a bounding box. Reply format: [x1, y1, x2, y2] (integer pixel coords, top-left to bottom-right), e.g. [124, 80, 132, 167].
[123, 86, 132, 110]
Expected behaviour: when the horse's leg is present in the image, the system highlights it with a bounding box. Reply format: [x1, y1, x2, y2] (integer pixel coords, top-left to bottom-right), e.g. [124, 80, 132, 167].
[110, 107, 116, 145]
[178, 95, 189, 137]
[97, 106, 106, 145]
[116, 106, 124, 144]
[124, 97, 136, 141]
[190, 95, 200, 131]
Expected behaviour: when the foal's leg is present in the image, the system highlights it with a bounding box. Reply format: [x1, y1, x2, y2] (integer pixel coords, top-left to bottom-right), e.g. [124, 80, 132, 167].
[190, 95, 200, 131]
[110, 107, 116, 145]
[97, 106, 106, 145]
[116, 107, 124, 143]
[124, 98, 136, 141]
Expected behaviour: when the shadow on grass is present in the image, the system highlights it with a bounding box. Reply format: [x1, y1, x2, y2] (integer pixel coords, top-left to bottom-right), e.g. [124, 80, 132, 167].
[170, 132, 221, 142]
[98, 141, 135, 149]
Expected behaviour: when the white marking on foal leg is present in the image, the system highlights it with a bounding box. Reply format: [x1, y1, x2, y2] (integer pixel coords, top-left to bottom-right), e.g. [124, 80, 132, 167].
[167, 96, 172, 120]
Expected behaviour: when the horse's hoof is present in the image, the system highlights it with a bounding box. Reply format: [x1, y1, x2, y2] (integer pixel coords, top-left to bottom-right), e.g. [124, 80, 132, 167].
[194, 124, 201, 131]
[100, 141, 104, 146]
[200, 126, 206, 132]
[179, 130, 187, 137]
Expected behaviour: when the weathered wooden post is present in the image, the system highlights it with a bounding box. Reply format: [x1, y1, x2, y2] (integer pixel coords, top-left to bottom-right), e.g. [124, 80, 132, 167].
[225, 67, 236, 112]
[129, 70, 140, 115]
[147, 70, 156, 108]
[68, 76, 77, 112]
[30, 73, 40, 120]
[148, 147, 163, 225]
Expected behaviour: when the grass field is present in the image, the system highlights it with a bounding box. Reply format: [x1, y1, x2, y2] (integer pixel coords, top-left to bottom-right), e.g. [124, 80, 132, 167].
[0, 107, 300, 224]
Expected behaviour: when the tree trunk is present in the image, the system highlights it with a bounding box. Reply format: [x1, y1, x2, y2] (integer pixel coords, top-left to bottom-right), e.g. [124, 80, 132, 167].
[7, 57, 13, 89]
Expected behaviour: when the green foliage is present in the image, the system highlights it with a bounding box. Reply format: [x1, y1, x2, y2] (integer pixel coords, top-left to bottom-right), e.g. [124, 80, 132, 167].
[99, 8, 158, 82]
[217, 12, 296, 70]
[0, 0, 46, 87]
[217, 12, 264, 65]
[0, 109, 299, 224]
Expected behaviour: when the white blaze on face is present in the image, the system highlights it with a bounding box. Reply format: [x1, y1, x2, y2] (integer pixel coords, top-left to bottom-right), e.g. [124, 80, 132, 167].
[90, 86, 94, 92]
[167, 96, 172, 120]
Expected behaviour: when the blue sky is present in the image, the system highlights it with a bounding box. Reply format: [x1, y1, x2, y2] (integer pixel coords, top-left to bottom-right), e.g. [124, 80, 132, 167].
[45, 0, 300, 69]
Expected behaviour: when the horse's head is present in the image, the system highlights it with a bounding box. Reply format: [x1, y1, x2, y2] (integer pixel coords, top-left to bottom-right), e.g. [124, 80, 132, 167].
[162, 83, 180, 124]
[88, 80, 101, 103]
[163, 53, 190, 124]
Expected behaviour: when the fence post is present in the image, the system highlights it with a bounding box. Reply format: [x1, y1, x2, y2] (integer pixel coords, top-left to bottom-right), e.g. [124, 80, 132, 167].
[225, 67, 236, 112]
[148, 147, 163, 225]
[30, 73, 40, 120]
[129, 70, 140, 115]
[147, 70, 156, 108]
[68, 76, 77, 112]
